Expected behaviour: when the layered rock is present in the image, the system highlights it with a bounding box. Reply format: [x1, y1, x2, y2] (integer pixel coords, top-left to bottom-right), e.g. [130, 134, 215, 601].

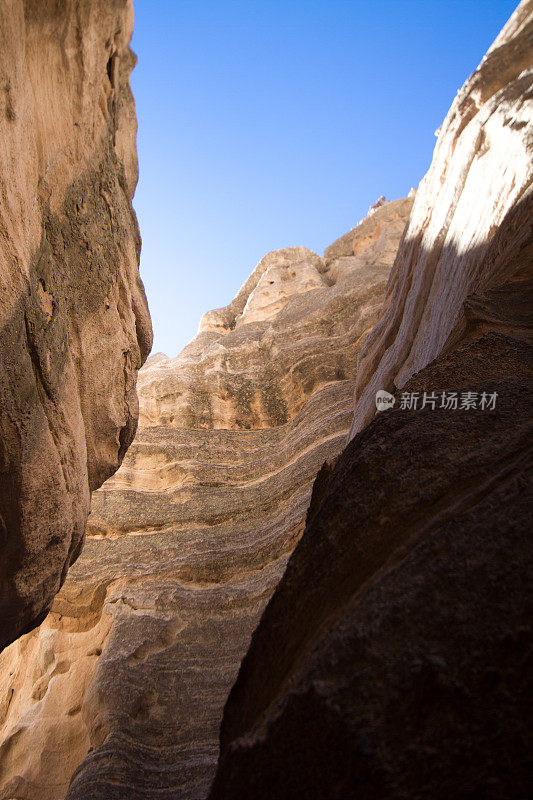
[0, 0, 152, 649]
[209, 4, 533, 798]
[210, 334, 532, 800]
[0, 199, 411, 798]
[136, 196, 412, 432]
[4, 2, 530, 797]
[349, 0, 533, 437]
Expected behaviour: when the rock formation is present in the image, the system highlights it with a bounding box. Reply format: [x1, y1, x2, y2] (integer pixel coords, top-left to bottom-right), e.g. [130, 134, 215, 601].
[1, 1, 531, 798]
[0, 200, 412, 798]
[210, 334, 532, 800]
[209, 4, 533, 798]
[0, 0, 152, 650]
[349, 0, 533, 437]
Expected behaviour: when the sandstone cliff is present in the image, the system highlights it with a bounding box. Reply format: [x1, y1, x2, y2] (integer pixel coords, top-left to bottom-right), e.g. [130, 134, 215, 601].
[0, 200, 411, 798]
[349, 0, 533, 436]
[209, 4, 533, 798]
[0, 0, 152, 650]
[211, 334, 532, 800]
[2, 1, 531, 797]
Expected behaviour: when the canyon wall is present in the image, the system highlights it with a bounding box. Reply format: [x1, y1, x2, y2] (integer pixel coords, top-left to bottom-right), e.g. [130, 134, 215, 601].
[209, 3, 533, 798]
[0, 200, 411, 798]
[0, 0, 152, 649]
[1, 2, 530, 798]
[349, 0, 533, 436]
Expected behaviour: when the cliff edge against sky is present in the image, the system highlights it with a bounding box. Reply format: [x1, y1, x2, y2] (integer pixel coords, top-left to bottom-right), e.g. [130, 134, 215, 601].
[0, 197, 412, 799]
[210, 4, 533, 798]
[0, 1, 531, 799]
[0, 0, 152, 650]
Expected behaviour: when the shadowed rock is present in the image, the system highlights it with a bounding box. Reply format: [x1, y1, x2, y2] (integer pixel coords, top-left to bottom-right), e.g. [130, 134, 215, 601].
[0, 0, 152, 650]
[2, 2, 531, 798]
[209, 334, 532, 800]
[0, 200, 411, 798]
[349, 0, 533, 437]
[210, 219, 533, 800]
[208, 3, 533, 797]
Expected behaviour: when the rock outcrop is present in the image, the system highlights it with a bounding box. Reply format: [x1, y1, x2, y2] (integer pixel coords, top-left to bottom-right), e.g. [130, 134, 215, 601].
[0, 200, 412, 798]
[136, 197, 411, 432]
[349, 0, 533, 437]
[0, 0, 152, 649]
[210, 334, 532, 800]
[209, 4, 533, 798]
[2, 1, 531, 798]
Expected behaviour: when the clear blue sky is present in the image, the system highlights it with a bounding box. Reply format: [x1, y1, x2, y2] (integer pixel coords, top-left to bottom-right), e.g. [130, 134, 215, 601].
[130, 0, 518, 357]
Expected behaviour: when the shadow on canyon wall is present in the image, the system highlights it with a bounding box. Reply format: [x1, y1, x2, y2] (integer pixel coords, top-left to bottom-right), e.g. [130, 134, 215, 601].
[207, 206, 532, 799]
[0, 152, 151, 651]
[57, 212, 532, 800]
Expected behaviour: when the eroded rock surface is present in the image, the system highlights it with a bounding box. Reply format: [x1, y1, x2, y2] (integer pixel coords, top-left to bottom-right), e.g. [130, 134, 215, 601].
[209, 4, 533, 798]
[0, 200, 411, 799]
[349, 0, 533, 437]
[210, 334, 532, 800]
[137, 197, 412, 432]
[0, 0, 152, 649]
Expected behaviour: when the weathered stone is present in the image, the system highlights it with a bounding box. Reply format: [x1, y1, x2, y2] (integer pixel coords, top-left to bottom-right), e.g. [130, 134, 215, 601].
[3, 2, 531, 798]
[0, 201, 411, 799]
[135, 200, 412, 433]
[208, 4, 533, 797]
[0, 0, 152, 650]
[349, 0, 533, 437]
[209, 336, 532, 800]
[323, 196, 411, 264]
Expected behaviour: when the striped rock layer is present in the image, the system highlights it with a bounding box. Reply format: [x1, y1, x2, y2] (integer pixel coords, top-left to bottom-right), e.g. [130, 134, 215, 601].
[0, 198, 411, 799]
[209, 4, 533, 799]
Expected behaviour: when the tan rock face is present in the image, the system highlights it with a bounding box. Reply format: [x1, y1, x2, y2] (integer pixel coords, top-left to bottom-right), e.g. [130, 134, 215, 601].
[237, 251, 326, 325]
[207, 5, 533, 798]
[0, 0, 152, 649]
[138, 198, 412, 432]
[0, 201, 411, 799]
[210, 334, 533, 800]
[349, 0, 533, 437]
[3, 3, 529, 798]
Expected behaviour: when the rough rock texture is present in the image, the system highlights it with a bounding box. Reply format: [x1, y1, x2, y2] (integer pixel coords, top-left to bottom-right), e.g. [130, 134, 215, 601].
[137, 197, 412, 432]
[210, 334, 532, 800]
[208, 5, 533, 798]
[0, 199, 411, 799]
[0, 0, 152, 649]
[349, 0, 533, 437]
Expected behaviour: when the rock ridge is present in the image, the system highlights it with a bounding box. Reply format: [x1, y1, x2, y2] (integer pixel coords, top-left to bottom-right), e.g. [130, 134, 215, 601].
[209, 3, 533, 797]
[349, 0, 532, 437]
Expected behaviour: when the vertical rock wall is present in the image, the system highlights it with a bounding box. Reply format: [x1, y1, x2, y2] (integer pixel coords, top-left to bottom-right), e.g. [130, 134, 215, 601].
[0, 0, 152, 649]
[208, 4, 533, 798]
[0, 201, 411, 799]
[2, 2, 530, 798]
[349, 0, 532, 436]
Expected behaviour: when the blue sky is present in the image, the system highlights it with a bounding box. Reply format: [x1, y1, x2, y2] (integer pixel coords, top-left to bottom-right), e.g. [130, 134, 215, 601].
[130, 0, 518, 357]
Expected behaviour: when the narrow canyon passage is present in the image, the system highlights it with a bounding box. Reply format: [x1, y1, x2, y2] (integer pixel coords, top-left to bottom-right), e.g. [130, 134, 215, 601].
[0, 1, 531, 799]
[0, 200, 412, 799]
